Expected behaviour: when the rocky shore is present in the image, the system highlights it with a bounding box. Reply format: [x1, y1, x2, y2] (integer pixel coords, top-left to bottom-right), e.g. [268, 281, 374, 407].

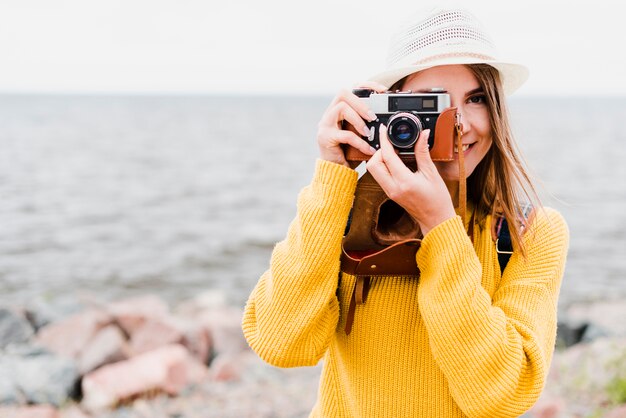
[0, 292, 624, 418]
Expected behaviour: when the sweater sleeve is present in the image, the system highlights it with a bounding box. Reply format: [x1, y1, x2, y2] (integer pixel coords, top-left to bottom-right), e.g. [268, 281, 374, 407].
[242, 159, 358, 368]
[416, 208, 569, 418]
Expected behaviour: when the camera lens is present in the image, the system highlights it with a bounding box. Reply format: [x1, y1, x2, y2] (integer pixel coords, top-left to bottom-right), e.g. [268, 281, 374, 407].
[387, 112, 422, 149]
[393, 124, 413, 141]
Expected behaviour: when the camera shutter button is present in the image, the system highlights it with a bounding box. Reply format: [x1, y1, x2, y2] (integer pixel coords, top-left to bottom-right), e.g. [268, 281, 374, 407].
[368, 125, 376, 142]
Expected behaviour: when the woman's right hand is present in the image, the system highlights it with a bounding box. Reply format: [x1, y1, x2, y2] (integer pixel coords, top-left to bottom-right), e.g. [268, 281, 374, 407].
[316, 82, 388, 168]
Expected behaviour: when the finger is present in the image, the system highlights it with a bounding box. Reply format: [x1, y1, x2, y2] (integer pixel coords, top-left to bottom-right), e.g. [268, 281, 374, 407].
[324, 88, 360, 119]
[343, 91, 377, 123]
[366, 146, 385, 169]
[320, 102, 371, 138]
[326, 88, 377, 124]
[366, 150, 397, 192]
[317, 125, 375, 156]
[319, 100, 343, 126]
[414, 129, 436, 172]
[353, 80, 389, 93]
[326, 88, 351, 109]
[330, 128, 376, 155]
[415, 129, 430, 155]
[336, 103, 372, 137]
[378, 124, 412, 180]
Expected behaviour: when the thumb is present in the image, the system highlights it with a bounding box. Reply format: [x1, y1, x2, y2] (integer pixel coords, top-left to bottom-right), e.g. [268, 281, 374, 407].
[414, 129, 434, 168]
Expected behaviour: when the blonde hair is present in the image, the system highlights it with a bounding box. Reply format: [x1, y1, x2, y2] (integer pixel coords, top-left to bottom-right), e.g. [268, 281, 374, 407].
[392, 64, 540, 253]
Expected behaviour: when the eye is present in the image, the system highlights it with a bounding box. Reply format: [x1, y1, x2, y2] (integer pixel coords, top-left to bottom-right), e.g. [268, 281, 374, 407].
[467, 94, 486, 104]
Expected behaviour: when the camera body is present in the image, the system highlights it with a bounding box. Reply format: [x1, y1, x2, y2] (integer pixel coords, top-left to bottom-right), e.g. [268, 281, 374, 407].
[354, 88, 452, 154]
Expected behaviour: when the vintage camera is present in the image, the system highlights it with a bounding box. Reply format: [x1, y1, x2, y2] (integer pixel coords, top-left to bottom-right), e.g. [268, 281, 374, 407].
[356, 88, 450, 152]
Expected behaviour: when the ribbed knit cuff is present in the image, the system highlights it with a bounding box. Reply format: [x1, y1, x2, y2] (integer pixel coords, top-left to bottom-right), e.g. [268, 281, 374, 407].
[417, 215, 468, 267]
[313, 159, 358, 192]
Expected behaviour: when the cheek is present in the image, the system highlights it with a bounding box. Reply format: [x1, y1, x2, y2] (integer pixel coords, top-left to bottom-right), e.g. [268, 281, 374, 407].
[434, 140, 492, 181]
[465, 107, 491, 136]
[475, 138, 493, 159]
[468, 139, 493, 174]
[476, 119, 491, 138]
[466, 110, 492, 164]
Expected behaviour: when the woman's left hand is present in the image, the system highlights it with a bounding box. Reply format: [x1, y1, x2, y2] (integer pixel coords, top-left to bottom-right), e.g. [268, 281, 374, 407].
[365, 125, 457, 236]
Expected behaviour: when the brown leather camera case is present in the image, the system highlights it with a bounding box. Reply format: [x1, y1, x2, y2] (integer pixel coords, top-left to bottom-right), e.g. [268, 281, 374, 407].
[344, 106, 457, 163]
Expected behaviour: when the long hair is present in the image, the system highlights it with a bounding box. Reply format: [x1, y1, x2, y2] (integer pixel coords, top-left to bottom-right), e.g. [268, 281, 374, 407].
[391, 64, 540, 253]
[465, 64, 540, 254]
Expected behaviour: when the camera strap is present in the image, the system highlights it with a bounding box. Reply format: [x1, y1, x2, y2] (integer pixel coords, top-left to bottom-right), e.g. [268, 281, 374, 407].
[341, 114, 467, 335]
[456, 114, 467, 227]
[493, 203, 534, 274]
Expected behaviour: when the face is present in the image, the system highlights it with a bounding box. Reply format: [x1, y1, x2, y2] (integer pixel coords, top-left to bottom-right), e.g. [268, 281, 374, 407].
[403, 65, 492, 181]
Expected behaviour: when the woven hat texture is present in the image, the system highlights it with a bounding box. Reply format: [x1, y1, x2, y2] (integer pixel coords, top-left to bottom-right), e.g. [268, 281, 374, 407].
[369, 8, 528, 95]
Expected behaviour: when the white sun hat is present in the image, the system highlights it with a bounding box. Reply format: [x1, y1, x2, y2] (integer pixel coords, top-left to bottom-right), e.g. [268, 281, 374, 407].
[368, 8, 529, 96]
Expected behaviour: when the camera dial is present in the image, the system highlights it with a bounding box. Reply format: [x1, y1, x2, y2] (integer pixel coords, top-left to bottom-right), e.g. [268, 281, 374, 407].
[387, 112, 423, 149]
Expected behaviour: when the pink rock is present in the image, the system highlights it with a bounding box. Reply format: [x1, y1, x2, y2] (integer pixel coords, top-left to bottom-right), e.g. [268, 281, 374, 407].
[36, 310, 112, 358]
[209, 353, 244, 381]
[60, 405, 91, 418]
[180, 322, 213, 365]
[0, 405, 60, 418]
[198, 306, 247, 356]
[128, 314, 213, 364]
[81, 344, 207, 411]
[209, 351, 257, 382]
[533, 401, 563, 418]
[606, 405, 626, 418]
[129, 317, 183, 355]
[78, 324, 129, 374]
[107, 295, 169, 336]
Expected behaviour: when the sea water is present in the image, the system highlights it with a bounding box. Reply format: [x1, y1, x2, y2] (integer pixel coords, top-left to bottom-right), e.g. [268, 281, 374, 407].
[0, 94, 624, 308]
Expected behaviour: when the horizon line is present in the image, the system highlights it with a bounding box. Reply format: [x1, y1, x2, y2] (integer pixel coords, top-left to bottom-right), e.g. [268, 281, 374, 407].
[1, 90, 625, 99]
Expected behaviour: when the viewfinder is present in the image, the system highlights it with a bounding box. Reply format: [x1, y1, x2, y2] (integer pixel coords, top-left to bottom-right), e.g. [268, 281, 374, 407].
[389, 96, 438, 112]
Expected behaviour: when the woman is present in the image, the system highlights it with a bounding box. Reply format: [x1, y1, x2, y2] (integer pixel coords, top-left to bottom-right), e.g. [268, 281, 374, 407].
[242, 8, 569, 418]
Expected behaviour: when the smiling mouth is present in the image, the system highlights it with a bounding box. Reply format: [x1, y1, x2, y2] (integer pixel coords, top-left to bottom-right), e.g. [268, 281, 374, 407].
[453, 143, 474, 153]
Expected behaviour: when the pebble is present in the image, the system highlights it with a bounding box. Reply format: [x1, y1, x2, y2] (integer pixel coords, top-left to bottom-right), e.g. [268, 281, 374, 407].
[0, 292, 624, 417]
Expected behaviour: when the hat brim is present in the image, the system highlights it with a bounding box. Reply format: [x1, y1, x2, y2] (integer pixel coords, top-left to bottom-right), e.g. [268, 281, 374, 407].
[368, 58, 529, 96]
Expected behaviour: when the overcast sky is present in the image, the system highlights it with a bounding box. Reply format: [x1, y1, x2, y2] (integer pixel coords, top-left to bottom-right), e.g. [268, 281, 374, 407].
[0, 0, 624, 96]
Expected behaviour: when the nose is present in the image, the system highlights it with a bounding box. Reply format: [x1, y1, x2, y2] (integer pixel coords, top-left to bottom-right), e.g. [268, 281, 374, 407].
[450, 99, 468, 128]
[460, 117, 471, 136]
[454, 108, 472, 136]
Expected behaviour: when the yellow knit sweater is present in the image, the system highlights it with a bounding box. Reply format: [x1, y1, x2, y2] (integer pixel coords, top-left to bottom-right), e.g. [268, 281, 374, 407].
[242, 159, 569, 418]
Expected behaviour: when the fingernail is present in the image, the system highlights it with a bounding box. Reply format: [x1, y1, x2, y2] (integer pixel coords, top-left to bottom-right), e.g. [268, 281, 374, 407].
[369, 146, 377, 154]
[362, 126, 371, 137]
[367, 111, 377, 122]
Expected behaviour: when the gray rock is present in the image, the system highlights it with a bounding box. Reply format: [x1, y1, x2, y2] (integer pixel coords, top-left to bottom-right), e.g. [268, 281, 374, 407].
[580, 321, 610, 343]
[556, 318, 588, 347]
[25, 297, 86, 331]
[3, 342, 51, 357]
[24, 300, 62, 331]
[567, 300, 626, 338]
[0, 308, 34, 348]
[0, 359, 20, 404]
[13, 354, 79, 406]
